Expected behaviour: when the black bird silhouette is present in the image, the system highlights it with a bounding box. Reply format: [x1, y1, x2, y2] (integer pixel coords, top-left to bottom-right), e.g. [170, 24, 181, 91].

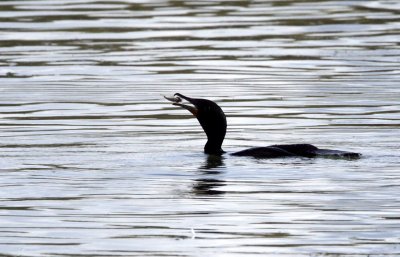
[165, 93, 361, 159]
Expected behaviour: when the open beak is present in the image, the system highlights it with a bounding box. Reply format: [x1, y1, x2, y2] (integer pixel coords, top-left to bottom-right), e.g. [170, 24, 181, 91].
[164, 93, 198, 117]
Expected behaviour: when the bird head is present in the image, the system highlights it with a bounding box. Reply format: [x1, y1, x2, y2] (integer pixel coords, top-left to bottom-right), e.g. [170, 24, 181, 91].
[165, 93, 227, 155]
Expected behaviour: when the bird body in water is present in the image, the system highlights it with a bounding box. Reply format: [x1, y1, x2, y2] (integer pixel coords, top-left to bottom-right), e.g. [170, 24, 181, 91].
[165, 93, 361, 159]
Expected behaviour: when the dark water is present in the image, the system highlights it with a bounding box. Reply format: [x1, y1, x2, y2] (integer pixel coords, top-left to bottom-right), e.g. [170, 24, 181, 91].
[1, 0, 400, 256]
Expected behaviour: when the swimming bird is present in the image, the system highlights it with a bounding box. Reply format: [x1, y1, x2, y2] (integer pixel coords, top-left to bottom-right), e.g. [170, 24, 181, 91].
[165, 93, 361, 159]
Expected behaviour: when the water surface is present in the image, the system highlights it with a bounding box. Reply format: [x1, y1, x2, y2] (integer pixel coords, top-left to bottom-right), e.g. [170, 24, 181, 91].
[1, 0, 400, 256]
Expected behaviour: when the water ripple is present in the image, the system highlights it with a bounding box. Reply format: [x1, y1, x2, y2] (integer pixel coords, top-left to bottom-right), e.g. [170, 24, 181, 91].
[1, 0, 400, 256]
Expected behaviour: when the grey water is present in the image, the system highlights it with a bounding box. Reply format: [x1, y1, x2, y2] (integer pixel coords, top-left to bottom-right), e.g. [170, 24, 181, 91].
[1, 0, 400, 256]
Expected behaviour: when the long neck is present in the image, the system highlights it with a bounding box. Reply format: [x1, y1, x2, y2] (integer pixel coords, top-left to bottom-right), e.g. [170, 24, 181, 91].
[196, 100, 227, 155]
[204, 137, 224, 155]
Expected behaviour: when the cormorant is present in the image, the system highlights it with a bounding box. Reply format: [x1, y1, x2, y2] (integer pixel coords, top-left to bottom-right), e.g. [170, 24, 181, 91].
[165, 93, 361, 159]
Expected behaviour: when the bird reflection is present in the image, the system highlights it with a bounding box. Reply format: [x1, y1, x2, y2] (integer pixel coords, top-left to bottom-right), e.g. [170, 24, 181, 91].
[191, 155, 226, 196]
[200, 154, 224, 170]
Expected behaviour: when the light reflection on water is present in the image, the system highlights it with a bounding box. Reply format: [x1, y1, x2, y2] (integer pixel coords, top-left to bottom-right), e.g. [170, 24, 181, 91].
[1, 0, 400, 256]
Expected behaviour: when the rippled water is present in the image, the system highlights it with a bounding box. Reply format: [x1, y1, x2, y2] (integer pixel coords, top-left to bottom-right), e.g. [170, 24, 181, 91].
[1, 0, 400, 256]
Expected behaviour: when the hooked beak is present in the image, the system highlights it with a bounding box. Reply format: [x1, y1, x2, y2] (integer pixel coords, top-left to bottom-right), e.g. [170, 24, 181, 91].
[164, 93, 198, 117]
